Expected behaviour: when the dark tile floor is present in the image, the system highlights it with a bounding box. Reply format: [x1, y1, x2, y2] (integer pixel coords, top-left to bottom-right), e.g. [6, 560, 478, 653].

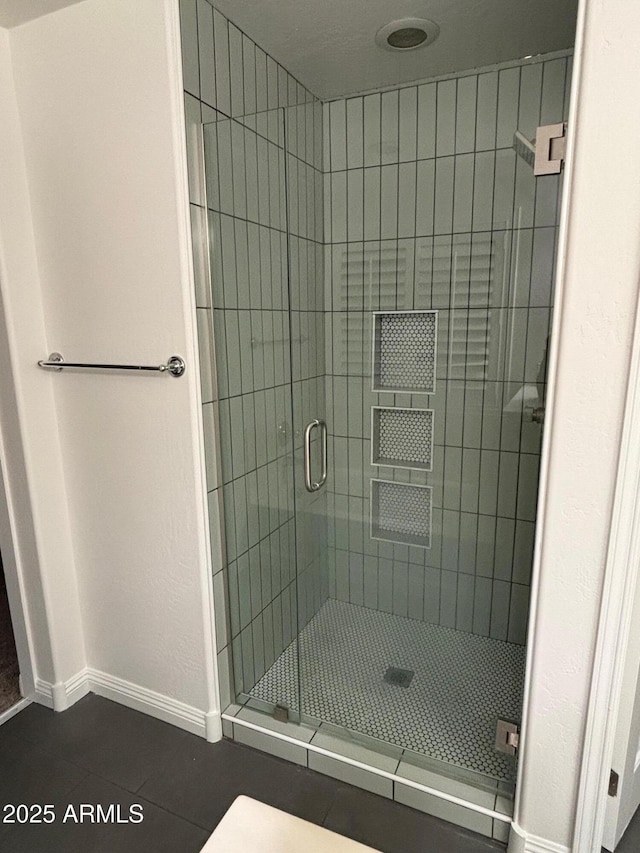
[609, 807, 640, 853]
[0, 694, 505, 852]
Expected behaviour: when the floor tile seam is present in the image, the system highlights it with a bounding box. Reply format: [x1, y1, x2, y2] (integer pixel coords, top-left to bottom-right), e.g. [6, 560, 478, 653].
[45, 771, 213, 840]
[70, 762, 151, 798]
[0, 727, 43, 749]
[32, 743, 180, 799]
[0, 731, 94, 779]
[133, 790, 214, 835]
[126, 731, 196, 795]
[0, 768, 91, 816]
[63, 769, 106, 800]
[316, 780, 350, 829]
[7, 715, 194, 794]
[387, 777, 463, 839]
[121, 779, 217, 834]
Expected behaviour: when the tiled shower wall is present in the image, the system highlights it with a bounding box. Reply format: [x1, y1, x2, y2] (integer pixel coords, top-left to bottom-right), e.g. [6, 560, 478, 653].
[323, 52, 572, 645]
[182, 0, 573, 708]
[180, 0, 325, 704]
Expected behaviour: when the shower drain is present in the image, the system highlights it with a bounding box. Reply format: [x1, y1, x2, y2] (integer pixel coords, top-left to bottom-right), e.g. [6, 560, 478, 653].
[383, 666, 414, 688]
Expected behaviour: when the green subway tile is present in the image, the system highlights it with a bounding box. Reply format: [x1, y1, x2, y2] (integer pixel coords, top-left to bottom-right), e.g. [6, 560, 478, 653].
[309, 751, 392, 798]
[234, 722, 308, 766]
[395, 782, 493, 837]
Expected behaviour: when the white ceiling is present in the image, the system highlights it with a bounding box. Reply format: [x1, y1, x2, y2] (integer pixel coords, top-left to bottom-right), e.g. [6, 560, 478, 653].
[212, 0, 579, 100]
[0, 0, 86, 28]
[0, 0, 578, 98]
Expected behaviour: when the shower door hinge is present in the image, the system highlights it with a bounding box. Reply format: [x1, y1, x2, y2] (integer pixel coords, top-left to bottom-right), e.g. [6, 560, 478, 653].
[273, 704, 289, 723]
[609, 769, 619, 797]
[534, 122, 567, 176]
[495, 719, 520, 756]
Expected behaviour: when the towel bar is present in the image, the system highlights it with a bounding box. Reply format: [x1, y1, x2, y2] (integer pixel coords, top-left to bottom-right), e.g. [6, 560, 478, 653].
[37, 352, 186, 377]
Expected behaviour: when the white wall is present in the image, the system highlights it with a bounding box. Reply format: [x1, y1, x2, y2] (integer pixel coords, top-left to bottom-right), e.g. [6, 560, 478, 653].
[514, 0, 640, 848]
[0, 0, 86, 29]
[0, 26, 86, 703]
[3, 0, 640, 843]
[6, 0, 216, 724]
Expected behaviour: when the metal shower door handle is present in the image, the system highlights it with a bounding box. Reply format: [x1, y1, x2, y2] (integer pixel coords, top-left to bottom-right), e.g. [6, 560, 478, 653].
[304, 419, 327, 492]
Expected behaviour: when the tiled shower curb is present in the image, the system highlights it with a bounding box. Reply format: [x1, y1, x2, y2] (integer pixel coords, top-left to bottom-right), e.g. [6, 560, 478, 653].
[222, 709, 512, 843]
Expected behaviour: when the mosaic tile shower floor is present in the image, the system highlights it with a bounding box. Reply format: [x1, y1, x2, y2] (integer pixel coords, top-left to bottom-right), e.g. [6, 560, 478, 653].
[249, 599, 526, 782]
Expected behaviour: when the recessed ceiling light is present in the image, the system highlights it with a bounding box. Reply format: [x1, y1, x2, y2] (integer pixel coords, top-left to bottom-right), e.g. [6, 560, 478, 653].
[375, 18, 440, 52]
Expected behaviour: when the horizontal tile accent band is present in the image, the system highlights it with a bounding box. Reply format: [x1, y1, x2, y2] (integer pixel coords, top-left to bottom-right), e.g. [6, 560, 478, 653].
[222, 713, 510, 823]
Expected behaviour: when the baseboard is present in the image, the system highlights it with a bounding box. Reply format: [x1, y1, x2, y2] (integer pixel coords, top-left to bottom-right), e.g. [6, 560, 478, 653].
[65, 669, 92, 707]
[508, 821, 571, 853]
[34, 670, 90, 711]
[205, 709, 223, 742]
[34, 679, 53, 708]
[33, 668, 221, 741]
[87, 668, 220, 740]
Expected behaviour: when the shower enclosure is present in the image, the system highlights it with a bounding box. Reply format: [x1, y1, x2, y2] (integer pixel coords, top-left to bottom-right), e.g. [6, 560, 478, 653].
[191, 5, 572, 836]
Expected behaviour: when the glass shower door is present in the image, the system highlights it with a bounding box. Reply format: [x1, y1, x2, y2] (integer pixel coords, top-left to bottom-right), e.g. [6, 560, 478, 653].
[293, 59, 566, 792]
[203, 108, 302, 716]
[203, 53, 567, 797]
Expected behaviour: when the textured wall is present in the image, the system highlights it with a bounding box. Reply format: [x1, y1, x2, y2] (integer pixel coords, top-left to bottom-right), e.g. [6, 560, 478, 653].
[0, 28, 67, 692]
[9, 0, 211, 711]
[323, 52, 572, 645]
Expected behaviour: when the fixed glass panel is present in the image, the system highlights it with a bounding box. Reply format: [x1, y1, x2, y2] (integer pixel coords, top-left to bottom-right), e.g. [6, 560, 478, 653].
[245, 102, 329, 723]
[285, 102, 329, 727]
[203, 109, 300, 716]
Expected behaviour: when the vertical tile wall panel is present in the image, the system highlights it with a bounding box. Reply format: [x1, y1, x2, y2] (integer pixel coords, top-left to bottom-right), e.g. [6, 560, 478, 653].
[323, 53, 570, 644]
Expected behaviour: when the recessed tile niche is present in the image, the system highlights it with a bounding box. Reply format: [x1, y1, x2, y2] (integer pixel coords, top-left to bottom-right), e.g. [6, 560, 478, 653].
[370, 479, 433, 549]
[372, 310, 438, 394]
[371, 406, 434, 472]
